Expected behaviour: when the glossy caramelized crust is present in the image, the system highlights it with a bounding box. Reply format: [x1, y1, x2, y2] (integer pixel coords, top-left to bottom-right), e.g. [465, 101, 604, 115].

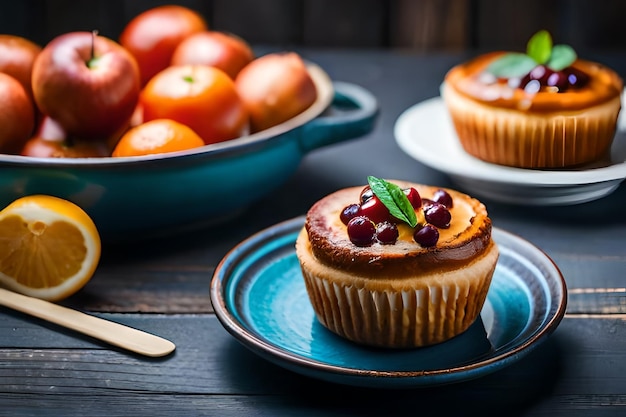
[444, 51, 623, 112]
[442, 52, 622, 168]
[302, 182, 493, 277]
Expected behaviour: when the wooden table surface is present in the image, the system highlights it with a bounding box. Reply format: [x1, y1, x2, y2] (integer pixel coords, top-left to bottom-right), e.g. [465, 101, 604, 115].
[2, 48, 626, 416]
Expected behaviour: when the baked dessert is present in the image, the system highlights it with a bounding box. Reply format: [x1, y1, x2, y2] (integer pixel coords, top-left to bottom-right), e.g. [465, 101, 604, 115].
[442, 30, 623, 168]
[295, 177, 499, 349]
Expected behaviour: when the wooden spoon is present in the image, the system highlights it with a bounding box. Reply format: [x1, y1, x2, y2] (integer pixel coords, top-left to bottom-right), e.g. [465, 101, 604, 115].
[0, 287, 176, 357]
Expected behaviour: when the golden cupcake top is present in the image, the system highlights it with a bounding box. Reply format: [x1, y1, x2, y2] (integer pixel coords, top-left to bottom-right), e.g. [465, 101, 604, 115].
[444, 30, 623, 112]
[303, 177, 493, 276]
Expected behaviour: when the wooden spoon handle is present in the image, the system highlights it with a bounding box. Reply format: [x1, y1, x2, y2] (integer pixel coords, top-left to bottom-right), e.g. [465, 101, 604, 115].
[0, 287, 175, 357]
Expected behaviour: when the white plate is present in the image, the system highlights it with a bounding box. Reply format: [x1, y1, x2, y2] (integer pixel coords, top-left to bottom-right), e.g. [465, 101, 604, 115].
[394, 92, 626, 205]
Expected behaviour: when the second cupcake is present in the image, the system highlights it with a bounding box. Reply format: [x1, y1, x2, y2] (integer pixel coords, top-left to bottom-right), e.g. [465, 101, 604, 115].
[442, 30, 623, 169]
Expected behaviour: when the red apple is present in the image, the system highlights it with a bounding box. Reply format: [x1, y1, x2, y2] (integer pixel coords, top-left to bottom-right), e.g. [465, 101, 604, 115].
[235, 52, 318, 132]
[21, 135, 111, 158]
[32, 31, 141, 140]
[120, 5, 208, 85]
[0, 72, 35, 154]
[23, 116, 112, 158]
[171, 31, 254, 79]
[0, 34, 41, 101]
[33, 115, 66, 141]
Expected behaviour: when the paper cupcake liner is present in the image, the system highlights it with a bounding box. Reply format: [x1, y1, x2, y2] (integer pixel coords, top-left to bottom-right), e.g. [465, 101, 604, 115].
[444, 90, 621, 168]
[300, 267, 494, 349]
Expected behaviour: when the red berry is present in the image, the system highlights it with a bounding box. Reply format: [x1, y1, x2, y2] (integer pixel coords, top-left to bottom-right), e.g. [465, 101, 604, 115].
[547, 71, 569, 91]
[424, 203, 451, 229]
[529, 65, 552, 84]
[565, 67, 589, 88]
[414, 224, 439, 247]
[376, 221, 399, 244]
[347, 216, 376, 247]
[340, 204, 360, 225]
[403, 187, 421, 208]
[360, 186, 374, 204]
[359, 195, 390, 224]
[432, 189, 453, 208]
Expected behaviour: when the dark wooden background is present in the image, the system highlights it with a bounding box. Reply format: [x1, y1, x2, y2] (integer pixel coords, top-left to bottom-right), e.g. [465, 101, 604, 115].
[1, 0, 625, 51]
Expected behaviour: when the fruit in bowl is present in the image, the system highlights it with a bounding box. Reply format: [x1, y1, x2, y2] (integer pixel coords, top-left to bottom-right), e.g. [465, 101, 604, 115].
[112, 119, 205, 157]
[140, 64, 249, 145]
[0, 34, 41, 101]
[32, 31, 141, 141]
[21, 126, 111, 158]
[0, 72, 35, 154]
[119, 4, 208, 86]
[0, 6, 324, 158]
[171, 30, 255, 79]
[235, 52, 318, 133]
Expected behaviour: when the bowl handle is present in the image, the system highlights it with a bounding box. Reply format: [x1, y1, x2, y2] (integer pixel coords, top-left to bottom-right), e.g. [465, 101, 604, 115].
[299, 81, 379, 153]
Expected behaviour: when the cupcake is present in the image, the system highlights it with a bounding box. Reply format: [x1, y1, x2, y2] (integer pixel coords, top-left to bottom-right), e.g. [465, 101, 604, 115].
[295, 176, 499, 349]
[442, 30, 623, 168]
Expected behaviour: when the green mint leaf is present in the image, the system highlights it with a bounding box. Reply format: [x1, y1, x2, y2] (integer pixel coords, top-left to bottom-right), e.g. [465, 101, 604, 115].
[527, 30, 552, 64]
[546, 44, 577, 71]
[485, 30, 577, 81]
[367, 176, 417, 228]
[487, 53, 537, 78]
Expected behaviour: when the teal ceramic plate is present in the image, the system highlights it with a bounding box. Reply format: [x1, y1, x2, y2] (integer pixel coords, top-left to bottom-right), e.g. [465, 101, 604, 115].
[210, 217, 567, 388]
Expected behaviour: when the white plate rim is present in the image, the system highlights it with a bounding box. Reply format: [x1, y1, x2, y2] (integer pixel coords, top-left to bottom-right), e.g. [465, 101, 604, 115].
[394, 93, 626, 187]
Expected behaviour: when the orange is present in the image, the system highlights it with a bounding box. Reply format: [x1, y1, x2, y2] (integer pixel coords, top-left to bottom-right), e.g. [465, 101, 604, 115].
[0, 195, 101, 301]
[112, 118, 205, 157]
[140, 65, 249, 145]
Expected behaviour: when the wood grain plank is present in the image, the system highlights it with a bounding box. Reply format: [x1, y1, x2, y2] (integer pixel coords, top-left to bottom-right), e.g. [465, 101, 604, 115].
[3, 392, 626, 417]
[0, 0, 48, 45]
[553, 255, 626, 314]
[212, 0, 302, 46]
[60, 217, 626, 315]
[558, 0, 626, 50]
[302, 0, 387, 47]
[35, 0, 122, 42]
[2, 0, 626, 49]
[473, 0, 560, 50]
[0, 315, 625, 416]
[473, 0, 626, 50]
[119, 0, 211, 29]
[389, 0, 470, 50]
[64, 253, 626, 315]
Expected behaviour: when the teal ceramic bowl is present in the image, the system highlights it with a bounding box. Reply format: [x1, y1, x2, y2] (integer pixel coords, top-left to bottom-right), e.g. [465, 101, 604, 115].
[0, 64, 378, 241]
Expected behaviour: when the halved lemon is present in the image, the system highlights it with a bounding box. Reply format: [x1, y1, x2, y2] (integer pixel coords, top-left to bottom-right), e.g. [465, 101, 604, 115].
[0, 195, 101, 301]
